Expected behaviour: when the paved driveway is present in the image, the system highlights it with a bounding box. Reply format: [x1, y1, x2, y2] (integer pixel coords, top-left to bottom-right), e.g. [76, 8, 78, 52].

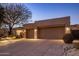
[0, 39, 71, 56]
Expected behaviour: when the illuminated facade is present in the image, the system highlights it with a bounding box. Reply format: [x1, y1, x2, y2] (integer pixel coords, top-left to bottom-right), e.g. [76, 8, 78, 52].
[23, 16, 70, 39]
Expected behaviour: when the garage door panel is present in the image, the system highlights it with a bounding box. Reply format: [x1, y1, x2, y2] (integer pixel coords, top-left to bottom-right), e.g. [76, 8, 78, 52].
[38, 27, 65, 39]
[27, 29, 34, 38]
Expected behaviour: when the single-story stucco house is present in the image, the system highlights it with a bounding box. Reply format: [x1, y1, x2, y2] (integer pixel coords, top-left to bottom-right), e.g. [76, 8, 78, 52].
[23, 16, 71, 39]
[71, 24, 79, 30]
[71, 24, 79, 39]
[2, 16, 79, 40]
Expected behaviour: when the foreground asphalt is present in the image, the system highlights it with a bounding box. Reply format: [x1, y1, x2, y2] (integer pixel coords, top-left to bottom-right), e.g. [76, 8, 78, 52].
[0, 39, 73, 56]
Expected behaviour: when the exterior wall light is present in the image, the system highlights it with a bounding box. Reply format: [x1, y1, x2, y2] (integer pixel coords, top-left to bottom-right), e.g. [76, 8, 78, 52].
[65, 27, 71, 34]
[34, 28, 37, 39]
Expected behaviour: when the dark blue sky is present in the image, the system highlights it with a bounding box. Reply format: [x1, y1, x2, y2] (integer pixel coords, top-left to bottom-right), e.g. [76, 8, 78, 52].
[26, 3, 79, 25]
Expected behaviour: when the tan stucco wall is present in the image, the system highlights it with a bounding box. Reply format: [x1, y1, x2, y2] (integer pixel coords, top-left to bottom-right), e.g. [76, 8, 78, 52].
[21, 16, 71, 39]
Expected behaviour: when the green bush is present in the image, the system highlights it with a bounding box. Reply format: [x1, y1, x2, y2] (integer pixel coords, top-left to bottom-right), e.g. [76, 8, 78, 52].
[63, 34, 74, 44]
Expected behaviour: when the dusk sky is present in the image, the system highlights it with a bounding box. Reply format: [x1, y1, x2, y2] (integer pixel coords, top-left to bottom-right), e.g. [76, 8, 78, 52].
[25, 3, 79, 25]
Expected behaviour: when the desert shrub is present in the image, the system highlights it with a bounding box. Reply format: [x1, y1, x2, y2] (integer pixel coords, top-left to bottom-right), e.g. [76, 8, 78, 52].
[16, 35, 21, 39]
[7, 34, 16, 39]
[63, 34, 74, 44]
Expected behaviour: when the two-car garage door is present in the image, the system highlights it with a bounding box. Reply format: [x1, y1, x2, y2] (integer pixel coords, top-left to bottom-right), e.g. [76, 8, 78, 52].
[38, 27, 65, 39]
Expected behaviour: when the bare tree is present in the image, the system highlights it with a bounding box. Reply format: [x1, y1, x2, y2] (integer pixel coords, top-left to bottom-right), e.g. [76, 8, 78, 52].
[0, 4, 4, 28]
[1, 4, 32, 35]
